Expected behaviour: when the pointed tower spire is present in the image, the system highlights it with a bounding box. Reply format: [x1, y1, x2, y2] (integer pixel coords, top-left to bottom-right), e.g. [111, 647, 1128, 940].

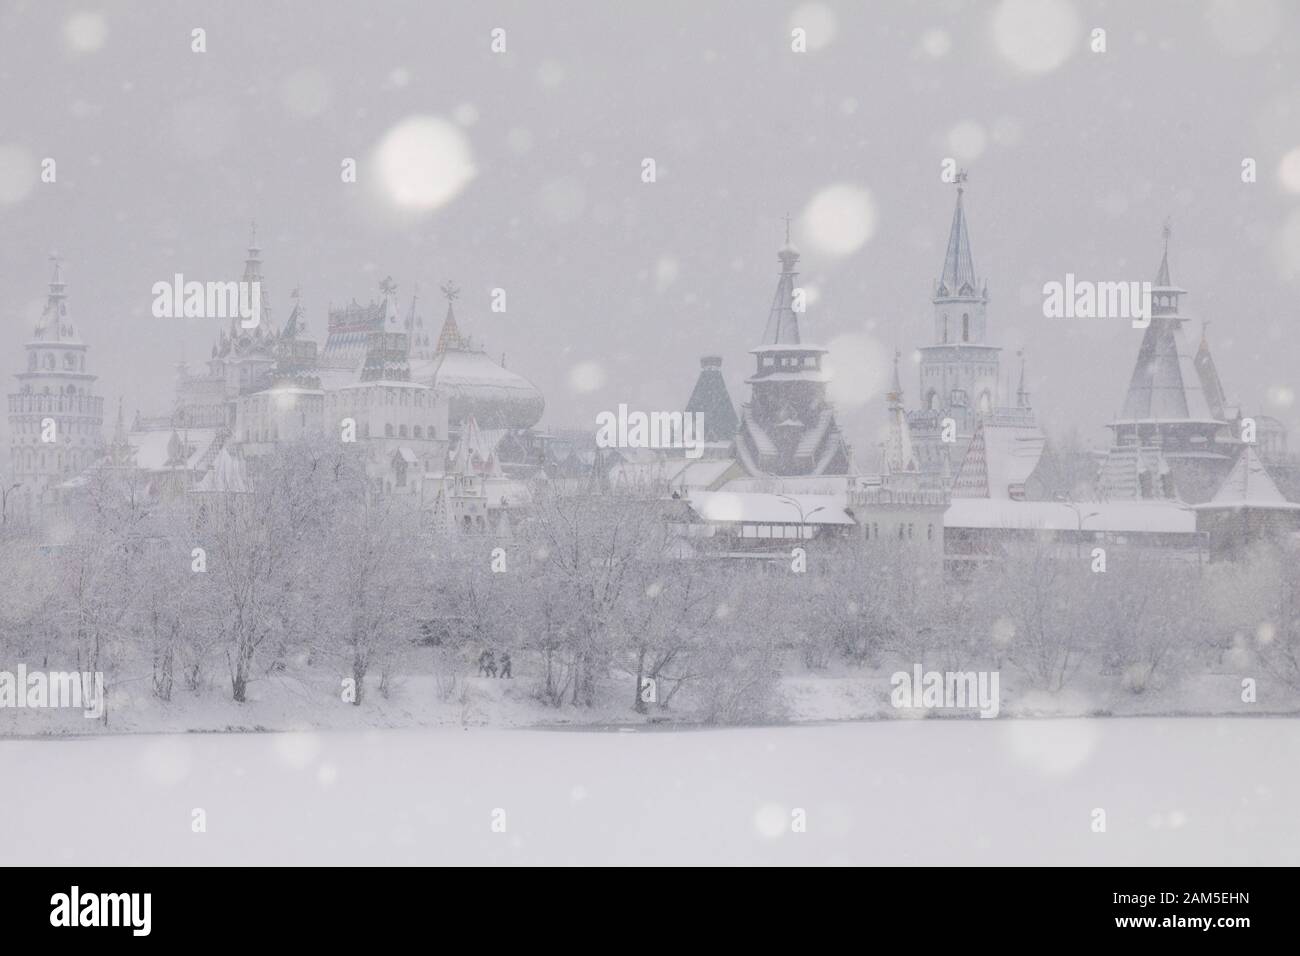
[1110, 222, 1217, 434]
[761, 219, 803, 345]
[283, 284, 304, 339]
[1156, 218, 1173, 287]
[435, 280, 465, 352]
[37, 252, 79, 342]
[1194, 321, 1229, 421]
[937, 171, 979, 298]
[1016, 350, 1030, 408]
[883, 350, 918, 475]
[113, 397, 127, 445]
[888, 349, 904, 406]
[239, 220, 271, 334]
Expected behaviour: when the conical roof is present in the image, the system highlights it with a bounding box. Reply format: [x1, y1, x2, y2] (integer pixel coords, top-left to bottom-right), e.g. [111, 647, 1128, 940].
[1113, 230, 1220, 425]
[1194, 446, 1299, 510]
[684, 356, 739, 443]
[761, 241, 804, 346]
[936, 180, 979, 298]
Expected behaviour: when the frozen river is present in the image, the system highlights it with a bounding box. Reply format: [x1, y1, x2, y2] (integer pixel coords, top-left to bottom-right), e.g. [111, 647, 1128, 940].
[3, 718, 1297, 865]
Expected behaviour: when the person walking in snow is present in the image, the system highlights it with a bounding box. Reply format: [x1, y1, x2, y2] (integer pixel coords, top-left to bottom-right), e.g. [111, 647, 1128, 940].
[477, 649, 492, 677]
[499, 652, 512, 679]
[484, 650, 497, 678]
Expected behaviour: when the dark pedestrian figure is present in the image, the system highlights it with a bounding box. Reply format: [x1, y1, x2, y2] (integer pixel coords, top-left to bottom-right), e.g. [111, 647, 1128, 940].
[477, 650, 491, 677]
[484, 650, 497, 679]
[499, 652, 512, 679]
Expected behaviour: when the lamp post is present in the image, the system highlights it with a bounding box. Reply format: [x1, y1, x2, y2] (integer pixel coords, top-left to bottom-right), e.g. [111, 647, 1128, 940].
[777, 494, 824, 541]
[1060, 499, 1100, 559]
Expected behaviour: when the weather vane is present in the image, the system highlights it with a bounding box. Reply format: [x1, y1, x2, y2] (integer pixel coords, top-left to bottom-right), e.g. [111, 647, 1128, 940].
[379, 275, 398, 295]
[782, 212, 793, 244]
[440, 280, 460, 302]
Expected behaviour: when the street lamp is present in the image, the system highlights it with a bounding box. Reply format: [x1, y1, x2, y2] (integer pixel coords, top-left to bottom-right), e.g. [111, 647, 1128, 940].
[777, 494, 824, 540]
[1059, 498, 1100, 559]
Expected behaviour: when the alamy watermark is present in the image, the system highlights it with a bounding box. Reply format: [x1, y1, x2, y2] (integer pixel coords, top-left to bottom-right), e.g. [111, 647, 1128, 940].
[0, 665, 104, 718]
[595, 404, 705, 459]
[1042, 274, 1151, 328]
[151, 275, 261, 328]
[890, 664, 1000, 718]
[50, 886, 151, 936]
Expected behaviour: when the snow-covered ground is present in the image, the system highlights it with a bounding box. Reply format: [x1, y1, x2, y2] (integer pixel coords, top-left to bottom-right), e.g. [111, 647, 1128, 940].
[3, 718, 1296, 866]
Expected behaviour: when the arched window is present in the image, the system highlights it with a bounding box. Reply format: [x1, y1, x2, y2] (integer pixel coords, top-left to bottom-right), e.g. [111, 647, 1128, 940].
[978, 390, 992, 415]
[399, 425, 408, 438]
[413, 425, 423, 439]
[44, 354, 55, 370]
[962, 314, 970, 342]
[941, 316, 949, 344]
[384, 423, 394, 438]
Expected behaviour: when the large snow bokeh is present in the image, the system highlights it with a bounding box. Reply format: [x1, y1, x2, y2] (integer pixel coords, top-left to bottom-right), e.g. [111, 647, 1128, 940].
[369, 116, 477, 215]
[989, 0, 1080, 75]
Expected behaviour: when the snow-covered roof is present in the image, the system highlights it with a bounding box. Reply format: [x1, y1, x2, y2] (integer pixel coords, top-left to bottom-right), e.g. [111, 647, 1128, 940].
[953, 423, 1045, 499]
[749, 343, 828, 354]
[945, 498, 1196, 534]
[336, 379, 430, 390]
[609, 457, 737, 492]
[410, 349, 544, 429]
[723, 474, 848, 495]
[1192, 447, 1300, 512]
[193, 447, 250, 494]
[686, 491, 855, 525]
[316, 367, 361, 392]
[128, 428, 218, 471]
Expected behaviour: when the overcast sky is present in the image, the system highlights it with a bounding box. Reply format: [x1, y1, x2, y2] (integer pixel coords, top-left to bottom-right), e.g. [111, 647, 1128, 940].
[2, 0, 1298, 464]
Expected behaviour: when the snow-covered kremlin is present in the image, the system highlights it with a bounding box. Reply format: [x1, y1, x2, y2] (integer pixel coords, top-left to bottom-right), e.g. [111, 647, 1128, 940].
[8, 186, 1300, 569]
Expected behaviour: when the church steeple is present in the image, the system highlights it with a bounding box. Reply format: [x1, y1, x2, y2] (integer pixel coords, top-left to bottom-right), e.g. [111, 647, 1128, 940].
[761, 215, 804, 346]
[735, 218, 849, 477]
[1112, 222, 1219, 431]
[930, 176, 989, 347]
[1150, 219, 1187, 319]
[936, 173, 981, 300]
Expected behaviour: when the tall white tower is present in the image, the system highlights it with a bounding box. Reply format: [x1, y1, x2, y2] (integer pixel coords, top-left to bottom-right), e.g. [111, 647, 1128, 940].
[6, 256, 104, 513]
